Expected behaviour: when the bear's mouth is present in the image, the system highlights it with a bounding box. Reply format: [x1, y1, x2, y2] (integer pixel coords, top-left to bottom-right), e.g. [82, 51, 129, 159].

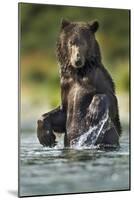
[73, 58, 85, 68]
[75, 59, 82, 67]
[71, 57, 97, 69]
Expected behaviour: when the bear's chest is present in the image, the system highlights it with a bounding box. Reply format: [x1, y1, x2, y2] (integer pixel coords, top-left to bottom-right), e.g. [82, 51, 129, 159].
[68, 82, 90, 110]
[66, 81, 95, 141]
[61, 75, 96, 113]
[67, 78, 95, 117]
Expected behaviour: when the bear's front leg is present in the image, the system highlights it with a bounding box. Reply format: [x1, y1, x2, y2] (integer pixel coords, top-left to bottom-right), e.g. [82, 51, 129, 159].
[37, 116, 56, 147]
[85, 94, 119, 146]
[37, 107, 66, 147]
[87, 94, 109, 126]
[85, 94, 109, 146]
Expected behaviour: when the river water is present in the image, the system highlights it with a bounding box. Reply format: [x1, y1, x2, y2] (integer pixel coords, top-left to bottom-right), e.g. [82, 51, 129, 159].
[19, 125, 130, 197]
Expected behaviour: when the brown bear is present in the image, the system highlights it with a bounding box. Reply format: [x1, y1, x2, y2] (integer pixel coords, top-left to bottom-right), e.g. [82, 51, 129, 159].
[37, 19, 121, 148]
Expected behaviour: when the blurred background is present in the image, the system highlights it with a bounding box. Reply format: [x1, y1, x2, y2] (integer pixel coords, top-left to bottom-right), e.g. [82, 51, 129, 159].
[19, 3, 130, 132]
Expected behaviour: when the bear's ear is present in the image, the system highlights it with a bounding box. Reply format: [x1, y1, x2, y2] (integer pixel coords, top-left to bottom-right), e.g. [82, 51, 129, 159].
[61, 19, 70, 29]
[90, 20, 99, 33]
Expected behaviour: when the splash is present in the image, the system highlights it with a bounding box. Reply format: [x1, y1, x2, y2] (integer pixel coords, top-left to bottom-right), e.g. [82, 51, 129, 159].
[70, 109, 110, 148]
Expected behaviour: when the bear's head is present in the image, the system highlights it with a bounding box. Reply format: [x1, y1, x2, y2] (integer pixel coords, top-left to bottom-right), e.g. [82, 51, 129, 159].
[57, 19, 101, 70]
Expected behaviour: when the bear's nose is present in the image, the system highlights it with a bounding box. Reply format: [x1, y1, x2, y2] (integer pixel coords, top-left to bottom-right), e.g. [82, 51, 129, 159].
[75, 59, 82, 66]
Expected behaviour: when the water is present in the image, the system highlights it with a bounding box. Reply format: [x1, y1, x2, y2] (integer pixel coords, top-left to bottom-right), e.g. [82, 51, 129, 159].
[19, 126, 130, 197]
[71, 109, 110, 147]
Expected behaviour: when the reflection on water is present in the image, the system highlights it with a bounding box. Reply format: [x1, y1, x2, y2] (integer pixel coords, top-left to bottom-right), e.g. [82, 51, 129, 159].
[19, 126, 130, 197]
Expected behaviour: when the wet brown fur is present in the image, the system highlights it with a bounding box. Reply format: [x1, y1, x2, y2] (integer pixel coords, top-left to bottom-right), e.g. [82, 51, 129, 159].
[37, 20, 121, 147]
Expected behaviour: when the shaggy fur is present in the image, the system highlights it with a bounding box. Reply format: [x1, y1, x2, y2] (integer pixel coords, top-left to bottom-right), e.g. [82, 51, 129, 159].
[37, 19, 121, 147]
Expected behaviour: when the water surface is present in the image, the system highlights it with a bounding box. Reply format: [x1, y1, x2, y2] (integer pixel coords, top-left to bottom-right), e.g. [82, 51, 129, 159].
[19, 127, 130, 197]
